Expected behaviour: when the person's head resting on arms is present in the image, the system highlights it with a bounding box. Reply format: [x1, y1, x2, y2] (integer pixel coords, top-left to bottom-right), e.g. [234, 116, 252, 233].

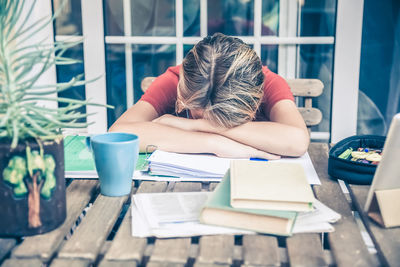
[110, 32, 309, 158]
[177, 33, 264, 128]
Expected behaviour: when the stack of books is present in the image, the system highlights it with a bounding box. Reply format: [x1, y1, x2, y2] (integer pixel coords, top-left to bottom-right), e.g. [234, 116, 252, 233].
[199, 161, 338, 236]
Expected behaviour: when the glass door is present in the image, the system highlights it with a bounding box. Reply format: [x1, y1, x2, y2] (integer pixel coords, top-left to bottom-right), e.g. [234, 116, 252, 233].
[357, 0, 400, 136]
[51, 0, 368, 142]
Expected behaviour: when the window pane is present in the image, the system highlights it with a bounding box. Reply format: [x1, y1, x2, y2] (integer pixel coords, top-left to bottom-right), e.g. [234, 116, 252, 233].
[104, 0, 176, 36]
[262, 0, 279, 36]
[184, 44, 195, 57]
[357, 0, 400, 135]
[105, 44, 126, 126]
[299, 0, 336, 36]
[298, 44, 334, 133]
[208, 0, 254, 36]
[56, 44, 86, 122]
[105, 44, 176, 127]
[131, 0, 175, 36]
[261, 45, 278, 73]
[132, 44, 176, 101]
[104, 0, 124, 36]
[53, 0, 82, 35]
[183, 0, 200, 36]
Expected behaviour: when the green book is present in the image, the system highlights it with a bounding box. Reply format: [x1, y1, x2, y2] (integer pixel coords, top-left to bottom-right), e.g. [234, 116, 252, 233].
[64, 135, 148, 173]
[199, 171, 297, 236]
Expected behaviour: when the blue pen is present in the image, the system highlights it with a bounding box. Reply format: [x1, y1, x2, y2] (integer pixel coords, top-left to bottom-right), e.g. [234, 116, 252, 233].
[249, 158, 268, 162]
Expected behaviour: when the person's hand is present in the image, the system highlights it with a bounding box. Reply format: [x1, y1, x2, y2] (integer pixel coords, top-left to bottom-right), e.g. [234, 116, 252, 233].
[152, 114, 196, 131]
[211, 135, 280, 160]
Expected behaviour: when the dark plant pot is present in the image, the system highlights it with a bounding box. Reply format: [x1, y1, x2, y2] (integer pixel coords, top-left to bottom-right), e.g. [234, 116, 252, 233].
[0, 138, 66, 236]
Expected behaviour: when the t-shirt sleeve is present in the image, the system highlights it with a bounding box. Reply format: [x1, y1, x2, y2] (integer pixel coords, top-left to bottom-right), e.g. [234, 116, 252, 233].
[139, 65, 180, 116]
[261, 67, 294, 119]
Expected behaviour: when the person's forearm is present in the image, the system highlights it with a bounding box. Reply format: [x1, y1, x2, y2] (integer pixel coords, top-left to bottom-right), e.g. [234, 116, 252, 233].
[219, 121, 309, 157]
[109, 121, 216, 154]
[147, 114, 308, 157]
[193, 119, 309, 156]
[110, 119, 281, 159]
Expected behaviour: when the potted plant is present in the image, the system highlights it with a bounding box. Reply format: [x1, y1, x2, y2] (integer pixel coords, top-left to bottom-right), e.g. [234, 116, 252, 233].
[0, 1, 111, 236]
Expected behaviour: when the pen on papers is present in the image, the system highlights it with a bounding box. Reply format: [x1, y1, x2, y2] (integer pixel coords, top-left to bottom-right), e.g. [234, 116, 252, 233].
[249, 158, 268, 162]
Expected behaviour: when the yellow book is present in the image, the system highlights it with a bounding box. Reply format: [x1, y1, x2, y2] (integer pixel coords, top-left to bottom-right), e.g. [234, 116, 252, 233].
[230, 161, 315, 212]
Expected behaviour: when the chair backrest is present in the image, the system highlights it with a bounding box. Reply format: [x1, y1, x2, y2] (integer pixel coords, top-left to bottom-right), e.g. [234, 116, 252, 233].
[286, 79, 323, 130]
[141, 77, 323, 130]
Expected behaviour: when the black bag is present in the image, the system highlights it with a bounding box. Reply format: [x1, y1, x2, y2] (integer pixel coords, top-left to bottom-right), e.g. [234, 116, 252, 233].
[328, 135, 385, 185]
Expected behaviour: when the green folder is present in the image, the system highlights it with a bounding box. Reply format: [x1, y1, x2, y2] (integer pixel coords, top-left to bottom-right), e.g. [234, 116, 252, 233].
[64, 135, 148, 172]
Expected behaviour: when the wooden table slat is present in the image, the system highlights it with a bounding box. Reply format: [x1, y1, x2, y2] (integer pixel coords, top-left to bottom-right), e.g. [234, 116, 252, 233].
[286, 233, 326, 266]
[58, 186, 130, 261]
[171, 182, 202, 192]
[146, 262, 185, 267]
[148, 182, 200, 265]
[242, 235, 280, 266]
[50, 258, 91, 267]
[196, 235, 234, 265]
[0, 238, 17, 262]
[102, 207, 146, 263]
[1, 258, 43, 267]
[103, 181, 168, 263]
[136, 181, 168, 194]
[350, 185, 400, 267]
[194, 264, 230, 267]
[11, 180, 98, 261]
[309, 143, 374, 267]
[147, 236, 191, 263]
[98, 260, 137, 267]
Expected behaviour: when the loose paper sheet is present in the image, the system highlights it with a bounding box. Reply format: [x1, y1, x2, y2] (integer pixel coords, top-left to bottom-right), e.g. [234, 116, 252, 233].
[131, 192, 252, 238]
[130, 192, 340, 238]
[292, 199, 341, 233]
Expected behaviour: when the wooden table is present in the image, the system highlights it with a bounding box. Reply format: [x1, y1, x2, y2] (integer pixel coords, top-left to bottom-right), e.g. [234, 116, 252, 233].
[0, 143, 395, 267]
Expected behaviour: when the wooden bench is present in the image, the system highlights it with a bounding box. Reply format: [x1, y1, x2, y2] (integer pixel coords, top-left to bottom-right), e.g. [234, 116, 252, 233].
[141, 77, 324, 132]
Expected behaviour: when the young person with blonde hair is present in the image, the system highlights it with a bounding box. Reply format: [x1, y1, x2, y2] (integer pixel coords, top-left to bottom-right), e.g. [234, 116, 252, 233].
[110, 33, 309, 159]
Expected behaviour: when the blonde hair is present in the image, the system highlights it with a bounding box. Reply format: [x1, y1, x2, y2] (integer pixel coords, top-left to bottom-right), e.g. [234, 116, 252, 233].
[177, 33, 264, 128]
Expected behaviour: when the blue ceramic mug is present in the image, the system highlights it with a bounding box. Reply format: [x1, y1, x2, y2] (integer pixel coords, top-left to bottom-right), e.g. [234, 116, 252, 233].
[87, 132, 139, 196]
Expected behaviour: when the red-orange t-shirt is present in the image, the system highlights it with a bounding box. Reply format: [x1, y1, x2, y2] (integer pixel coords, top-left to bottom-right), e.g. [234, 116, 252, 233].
[140, 65, 294, 120]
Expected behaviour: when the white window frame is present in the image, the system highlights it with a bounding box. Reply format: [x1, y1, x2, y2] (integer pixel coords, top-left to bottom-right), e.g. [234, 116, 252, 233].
[26, 0, 58, 109]
[50, 0, 363, 142]
[331, 0, 364, 143]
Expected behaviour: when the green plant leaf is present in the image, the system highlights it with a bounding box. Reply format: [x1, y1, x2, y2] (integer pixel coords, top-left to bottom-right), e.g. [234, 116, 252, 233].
[1, 0, 113, 148]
